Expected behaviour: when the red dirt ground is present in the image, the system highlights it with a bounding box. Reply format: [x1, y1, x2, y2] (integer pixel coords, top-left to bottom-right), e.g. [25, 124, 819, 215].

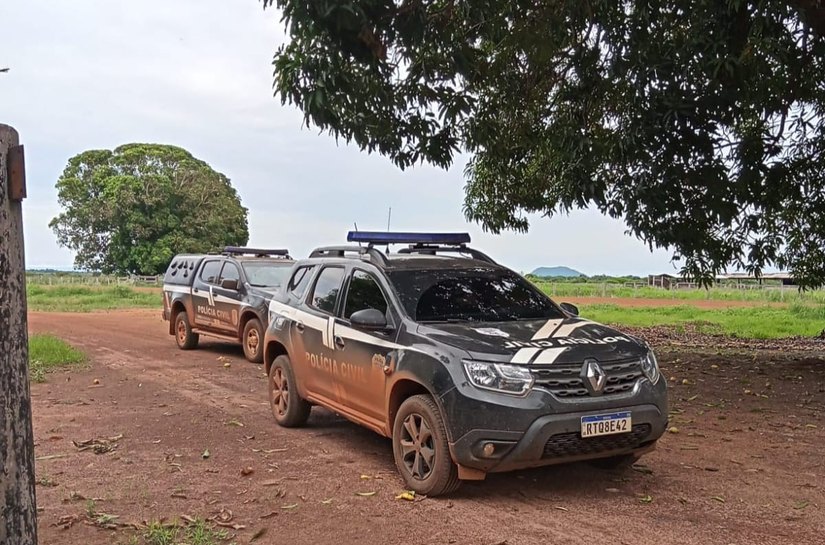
[28, 309, 825, 545]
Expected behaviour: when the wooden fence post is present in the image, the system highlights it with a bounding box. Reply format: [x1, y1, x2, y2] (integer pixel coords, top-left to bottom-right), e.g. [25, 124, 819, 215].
[0, 124, 38, 545]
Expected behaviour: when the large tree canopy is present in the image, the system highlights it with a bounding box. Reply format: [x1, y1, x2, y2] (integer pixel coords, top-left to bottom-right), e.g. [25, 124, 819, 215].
[267, 0, 825, 286]
[50, 144, 249, 274]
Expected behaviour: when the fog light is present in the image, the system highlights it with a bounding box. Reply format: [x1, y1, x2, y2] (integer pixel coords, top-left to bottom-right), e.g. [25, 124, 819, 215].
[482, 443, 495, 457]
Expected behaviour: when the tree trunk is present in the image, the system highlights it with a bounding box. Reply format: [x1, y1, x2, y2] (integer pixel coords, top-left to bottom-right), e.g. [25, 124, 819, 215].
[0, 124, 38, 544]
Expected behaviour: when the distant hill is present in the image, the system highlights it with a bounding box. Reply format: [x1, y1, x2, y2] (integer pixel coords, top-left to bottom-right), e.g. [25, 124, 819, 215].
[530, 266, 585, 278]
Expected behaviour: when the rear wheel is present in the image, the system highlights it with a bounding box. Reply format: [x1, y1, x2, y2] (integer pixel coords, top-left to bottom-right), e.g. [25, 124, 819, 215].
[392, 395, 460, 497]
[242, 318, 264, 363]
[268, 355, 311, 427]
[174, 312, 198, 350]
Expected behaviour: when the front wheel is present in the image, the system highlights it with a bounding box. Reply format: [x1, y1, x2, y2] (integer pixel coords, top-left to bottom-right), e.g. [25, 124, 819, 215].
[242, 318, 264, 363]
[174, 312, 199, 350]
[268, 355, 311, 427]
[392, 395, 460, 497]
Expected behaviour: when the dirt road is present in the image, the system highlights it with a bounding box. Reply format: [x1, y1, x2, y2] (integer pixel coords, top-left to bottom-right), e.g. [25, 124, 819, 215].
[28, 310, 825, 545]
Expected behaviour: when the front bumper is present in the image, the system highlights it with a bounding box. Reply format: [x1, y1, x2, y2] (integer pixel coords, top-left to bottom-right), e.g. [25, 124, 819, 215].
[441, 380, 668, 473]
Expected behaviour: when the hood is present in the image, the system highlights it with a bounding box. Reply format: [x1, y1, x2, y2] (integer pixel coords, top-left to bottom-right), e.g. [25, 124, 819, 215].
[248, 286, 281, 299]
[417, 317, 646, 365]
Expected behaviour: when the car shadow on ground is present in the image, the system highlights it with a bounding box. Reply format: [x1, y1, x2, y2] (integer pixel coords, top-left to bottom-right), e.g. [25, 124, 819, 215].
[300, 406, 649, 499]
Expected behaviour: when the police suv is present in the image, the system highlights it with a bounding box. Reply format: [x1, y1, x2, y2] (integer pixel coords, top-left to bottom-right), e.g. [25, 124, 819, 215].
[162, 247, 294, 362]
[263, 233, 668, 496]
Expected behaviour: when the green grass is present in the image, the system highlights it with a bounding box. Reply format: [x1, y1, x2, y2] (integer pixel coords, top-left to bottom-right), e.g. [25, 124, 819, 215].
[535, 280, 825, 303]
[26, 284, 160, 312]
[142, 519, 231, 545]
[29, 334, 85, 382]
[581, 303, 825, 339]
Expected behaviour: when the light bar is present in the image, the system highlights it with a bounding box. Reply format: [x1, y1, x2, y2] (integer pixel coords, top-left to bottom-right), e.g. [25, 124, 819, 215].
[223, 246, 290, 256]
[346, 231, 471, 245]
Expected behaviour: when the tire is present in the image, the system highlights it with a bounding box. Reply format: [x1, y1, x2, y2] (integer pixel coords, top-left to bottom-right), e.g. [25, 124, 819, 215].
[268, 355, 311, 427]
[589, 453, 640, 470]
[392, 395, 461, 497]
[174, 311, 199, 350]
[242, 318, 264, 363]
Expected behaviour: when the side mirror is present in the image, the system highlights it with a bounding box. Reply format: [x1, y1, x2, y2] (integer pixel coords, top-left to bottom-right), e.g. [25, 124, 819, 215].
[559, 302, 579, 316]
[350, 308, 388, 330]
[221, 278, 239, 291]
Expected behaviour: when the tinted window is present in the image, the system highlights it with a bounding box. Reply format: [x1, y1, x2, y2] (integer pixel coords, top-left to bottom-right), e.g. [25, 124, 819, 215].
[287, 265, 316, 297]
[199, 260, 222, 284]
[345, 270, 389, 320]
[388, 268, 564, 322]
[242, 262, 292, 288]
[219, 262, 240, 284]
[310, 267, 344, 314]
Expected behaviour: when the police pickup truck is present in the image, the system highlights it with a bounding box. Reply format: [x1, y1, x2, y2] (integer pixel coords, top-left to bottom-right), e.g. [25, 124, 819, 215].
[162, 247, 294, 362]
[262, 232, 668, 496]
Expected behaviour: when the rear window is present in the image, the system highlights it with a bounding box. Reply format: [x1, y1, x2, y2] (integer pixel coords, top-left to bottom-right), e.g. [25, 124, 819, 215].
[199, 260, 222, 284]
[287, 265, 316, 297]
[388, 268, 564, 323]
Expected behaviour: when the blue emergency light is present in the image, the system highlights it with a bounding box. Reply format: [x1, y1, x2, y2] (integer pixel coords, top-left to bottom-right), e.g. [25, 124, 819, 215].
[346, 231, 471, 245]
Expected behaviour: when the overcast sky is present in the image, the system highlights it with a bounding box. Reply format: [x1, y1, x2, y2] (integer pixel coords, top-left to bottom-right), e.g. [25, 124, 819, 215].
[0, 0, 678, 276]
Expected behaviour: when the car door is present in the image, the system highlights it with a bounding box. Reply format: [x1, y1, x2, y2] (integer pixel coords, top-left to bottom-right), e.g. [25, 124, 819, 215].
[332, 268, 397, 423]
[282, 264, 318, 388]
[192, 259, 224, 332]
[213, 261, 244, 335]
[298, 265, 346, 404]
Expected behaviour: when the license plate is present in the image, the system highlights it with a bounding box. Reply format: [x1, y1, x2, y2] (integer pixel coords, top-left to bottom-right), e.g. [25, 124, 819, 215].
[581, 412, 632, 438]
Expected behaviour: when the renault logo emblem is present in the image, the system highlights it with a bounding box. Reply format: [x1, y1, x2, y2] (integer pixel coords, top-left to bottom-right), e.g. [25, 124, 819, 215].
[581, 359, 607, 395]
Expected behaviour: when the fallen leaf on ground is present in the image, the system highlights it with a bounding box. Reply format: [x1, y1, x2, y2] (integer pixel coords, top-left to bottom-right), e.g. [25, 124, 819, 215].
[553, 506, 568, 512]
[280, 503, 298, 510]
[250, 528, 268, 541]
[202, 449, 210, 459]
[241, 467, 254, 476]
[321, 499, 333, 505]
[794, 501, 809, 510]
[711, 496, 726, 503]
[395, 491, 415, 501]
[639, 495, 653, 504]
[355, 491, 377, 497]
[667, 426, 679, 434]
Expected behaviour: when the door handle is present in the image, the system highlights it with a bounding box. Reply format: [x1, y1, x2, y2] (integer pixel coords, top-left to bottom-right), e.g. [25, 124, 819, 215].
[295, 321, 305, 333]
[334, 336, 345, 349]
[193, 288, 199, 293]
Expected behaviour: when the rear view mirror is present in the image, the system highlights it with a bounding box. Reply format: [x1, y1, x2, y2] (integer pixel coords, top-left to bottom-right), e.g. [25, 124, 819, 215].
[221, 278, 239, 291]
[350, 308, 388, 330]
[560, 302, 579, 316]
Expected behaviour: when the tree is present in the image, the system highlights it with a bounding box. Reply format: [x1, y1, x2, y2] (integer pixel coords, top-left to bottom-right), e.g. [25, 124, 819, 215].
[266, 0, 825, 287]
[50, 144, 249, 275]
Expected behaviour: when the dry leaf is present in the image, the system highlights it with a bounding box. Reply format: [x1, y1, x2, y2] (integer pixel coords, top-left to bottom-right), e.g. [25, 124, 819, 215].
[395, 491, 415, 501]
[355, 491, 377, 497]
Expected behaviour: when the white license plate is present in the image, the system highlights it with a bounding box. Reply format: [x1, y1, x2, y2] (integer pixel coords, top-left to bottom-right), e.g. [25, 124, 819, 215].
[581, 412, 632, 438]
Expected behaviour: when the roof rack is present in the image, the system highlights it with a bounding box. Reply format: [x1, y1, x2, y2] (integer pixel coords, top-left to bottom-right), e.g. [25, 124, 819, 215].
[308, 245, 389, 266]
[347, 231, 471, 245]
[396, 244, 497, 264]
[222, 246, 291, 258]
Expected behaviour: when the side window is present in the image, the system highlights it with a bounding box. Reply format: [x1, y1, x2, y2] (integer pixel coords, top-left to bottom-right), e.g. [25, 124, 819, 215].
[219, 262, 240, 283]
[345, 270, 389, 320]
[287, 265, 316, 298]
[309, 267, 344, 315]
[199, 260, 222, 284]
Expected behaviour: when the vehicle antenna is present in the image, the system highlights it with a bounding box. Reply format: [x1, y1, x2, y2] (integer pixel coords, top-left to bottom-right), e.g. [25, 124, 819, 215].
[386, 207, 392, 253]
[353, 222, 361, 247]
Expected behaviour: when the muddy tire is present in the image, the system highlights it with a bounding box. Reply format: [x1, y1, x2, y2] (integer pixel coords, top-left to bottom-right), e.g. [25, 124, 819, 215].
[589, 453, 640, 470]
[392, 395, 460, 497]
[268, 355, 311, 427]
[242, 318, 264, 363]
[174, 312, 199, 350]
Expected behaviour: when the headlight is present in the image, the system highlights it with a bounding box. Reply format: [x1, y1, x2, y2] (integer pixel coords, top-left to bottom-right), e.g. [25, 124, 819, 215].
[641, 350, 660, 384]
[462, 360, 534, 396]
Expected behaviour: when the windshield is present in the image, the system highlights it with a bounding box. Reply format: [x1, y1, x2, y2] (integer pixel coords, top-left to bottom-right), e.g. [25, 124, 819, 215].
[241, 262, 292, 288]
[388, 268, 564, 322]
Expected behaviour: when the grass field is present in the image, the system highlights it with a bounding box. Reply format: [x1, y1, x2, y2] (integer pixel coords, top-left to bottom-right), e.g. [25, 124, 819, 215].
[27, 284, 160, 312]
[581, 303, 825, 339]
[29, 334, 85, 382]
